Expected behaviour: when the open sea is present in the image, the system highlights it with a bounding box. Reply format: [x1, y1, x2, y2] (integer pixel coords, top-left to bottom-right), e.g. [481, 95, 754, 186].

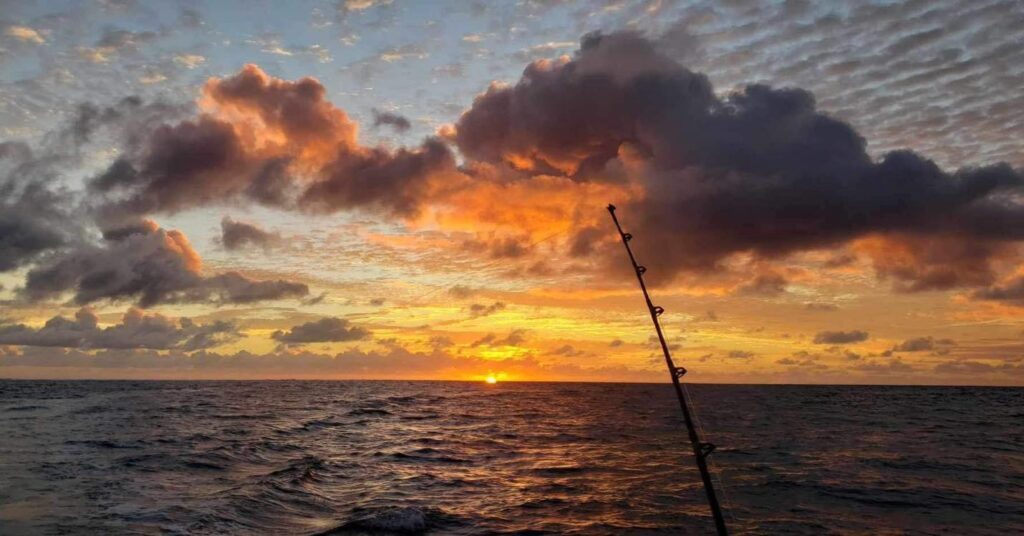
[0, 380, 1021, 535]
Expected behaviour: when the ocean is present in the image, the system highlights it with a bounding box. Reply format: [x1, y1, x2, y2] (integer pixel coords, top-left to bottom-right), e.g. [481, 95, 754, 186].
[0, 381, 1021, 535]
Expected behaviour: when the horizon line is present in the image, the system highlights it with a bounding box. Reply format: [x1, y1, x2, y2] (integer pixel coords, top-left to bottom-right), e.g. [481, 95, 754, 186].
[1, 376, 1021, 388]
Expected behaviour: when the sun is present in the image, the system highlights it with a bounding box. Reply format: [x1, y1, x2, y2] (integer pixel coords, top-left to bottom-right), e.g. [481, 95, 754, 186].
[485, 375, 498, 384]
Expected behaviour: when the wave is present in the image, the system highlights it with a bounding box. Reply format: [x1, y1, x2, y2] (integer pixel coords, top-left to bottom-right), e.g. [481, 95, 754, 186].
[267, 456, 332, 485]
[347, 408, 393, 417]
[530, 464, 587, 476]
[4, 404, 48, 412]
[183, 460, 227, 471]
[318, 506, 466, 535]
[65, 439, 140, 449]
[380, 450, 471, 464]
[4, 380, 1022, 535]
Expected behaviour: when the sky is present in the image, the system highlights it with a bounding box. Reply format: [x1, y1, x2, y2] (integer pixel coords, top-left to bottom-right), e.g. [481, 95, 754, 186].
[1, 0, 1023, 384]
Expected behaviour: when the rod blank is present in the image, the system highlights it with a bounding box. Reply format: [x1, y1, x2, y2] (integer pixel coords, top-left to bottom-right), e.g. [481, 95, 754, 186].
[606, 203, 729, 536]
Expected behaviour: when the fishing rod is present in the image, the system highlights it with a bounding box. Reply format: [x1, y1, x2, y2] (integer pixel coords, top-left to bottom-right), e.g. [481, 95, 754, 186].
[606, 204, 729, 536]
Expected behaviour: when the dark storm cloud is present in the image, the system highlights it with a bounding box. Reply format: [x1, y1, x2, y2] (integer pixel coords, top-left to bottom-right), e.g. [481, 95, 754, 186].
[220, 216, 281, 251]
[21, 220, 307, 307]
[66, 97, 145, 146]
[271, 317, 370, 344]
[0, 178, 72, 271]
[0, 106, 112, 271]
[568, 226, 605, 257]
[862, 234, 1011, 293]
[88, 116, 261, 217]
[88, 64, 455, 220]
[11, 30, 1023, 305]
[1, 96, 184, 272]
[813, 330, 869, 344]
[195, 272, 308, 304]
[299, 138, 453, 216]
[452, 31, 1024, 288]
[372, 109, 412, 132]
[972, 277, 1024, 307]
[0, 307, 236, 350]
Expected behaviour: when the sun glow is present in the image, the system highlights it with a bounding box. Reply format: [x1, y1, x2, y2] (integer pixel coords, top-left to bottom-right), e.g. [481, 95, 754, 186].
[485, 375, 498, 384]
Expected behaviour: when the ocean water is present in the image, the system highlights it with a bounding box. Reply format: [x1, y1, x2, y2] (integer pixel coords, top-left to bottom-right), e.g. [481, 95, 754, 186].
[0, 381, 1021, 535]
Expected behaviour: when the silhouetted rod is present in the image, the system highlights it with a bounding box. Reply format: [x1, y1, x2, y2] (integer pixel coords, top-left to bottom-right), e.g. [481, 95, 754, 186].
[606, 204, 728, 536]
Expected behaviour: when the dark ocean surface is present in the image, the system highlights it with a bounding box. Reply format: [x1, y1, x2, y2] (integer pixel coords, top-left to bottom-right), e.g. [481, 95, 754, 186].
[0, 381, 1021, 535]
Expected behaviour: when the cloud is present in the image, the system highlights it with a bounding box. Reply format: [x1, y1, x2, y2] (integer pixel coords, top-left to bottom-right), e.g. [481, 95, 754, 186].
[776, 355, 819, 367]
[452, 31, 1023, 287]
[805, 302, 839, 312]
[8, 31, 1024, 314]
[220, 216, 281, 251]
[1, 98, 185, 273]
[96, 28, 157, 50]
[173, 54, 206, 69]
[0, 307, 236, 350]
[0, 177, 75, 271]
[892, 336, 956, 352]
[198, 272, 308, 304]
[372, 109, 411, 132]
[857, 234, 1009, 292]
[179, 8, 203, 27]
[933, 360, 1023, 376]
[342, 0, 392, 12]
[468, 301, 505, 317]
[813, 330, 869, 344]
[692, 310, 719, 322]
[5, 26, 45, 44]
[76, 28, 157, 63]
[378, 44, 427, 63]
[21, 220, 307, 307]
[972, 276, 1024, 307]
[510, 41, 578, 63]
[271, 317, 370, 344]
[0, 138, 83, 272]
[250, 39, 333, 63]
[552, 344, 585, 357]
[464, 235, 533, 259]
[735, 272, 788, 296]
[447, 285, 475, 299]
[854, 358, 915, 375]
[471, 329, 527, 348]
[89, 64, 456, 219]
[0, 342, 662, 381]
